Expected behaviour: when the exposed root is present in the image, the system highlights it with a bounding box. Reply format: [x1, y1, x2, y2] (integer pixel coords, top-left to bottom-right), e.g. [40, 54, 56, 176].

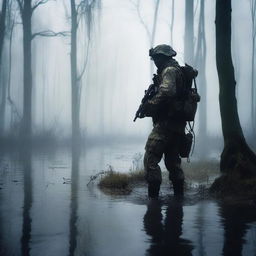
[210, 174, 256, 199]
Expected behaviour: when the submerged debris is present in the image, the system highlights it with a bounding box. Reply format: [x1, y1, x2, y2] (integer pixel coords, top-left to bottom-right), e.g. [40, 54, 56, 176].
[63, 177, 72, 184]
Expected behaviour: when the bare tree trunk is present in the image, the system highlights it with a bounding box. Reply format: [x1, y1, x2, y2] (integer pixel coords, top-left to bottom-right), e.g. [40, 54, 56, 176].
[250, 0, 256, 132]
[0, 0, 7, 65]
[70, 0, 80, 145]
[0, 57, 7, 135]
[170, 0, 175, 46]
[211, 0, 256, 196]
[131, 0, 161, 75]
[7, 17, 21, 129]
[0, 0, 7, 136]
[184, 0, 194, 65]
[19, 0, 33, 142]
[195, 0, 207, 157]
[151, 0, 160, 47]
[150, 0, 160, 74]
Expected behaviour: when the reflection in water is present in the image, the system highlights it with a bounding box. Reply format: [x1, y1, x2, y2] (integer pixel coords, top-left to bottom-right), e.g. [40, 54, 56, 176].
[1, 145, 256, 255]
[196, 202, 206, 256]
[219, 203, 256, 256]
[69, 146, 80, 256]
[20, 148, 32, 256]
[143, 198, 194, 256]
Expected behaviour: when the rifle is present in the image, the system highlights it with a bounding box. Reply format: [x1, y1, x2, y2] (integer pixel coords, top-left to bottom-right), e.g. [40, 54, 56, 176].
[133, 74, 160, 122]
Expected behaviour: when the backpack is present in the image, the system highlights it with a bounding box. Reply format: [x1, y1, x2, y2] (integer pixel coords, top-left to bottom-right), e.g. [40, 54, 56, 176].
[178, 64, 200, 159]
[179, 64, 201, 122]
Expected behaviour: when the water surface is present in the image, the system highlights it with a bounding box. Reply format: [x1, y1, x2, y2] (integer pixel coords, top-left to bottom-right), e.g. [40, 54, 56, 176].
[0, 144, 255, 256]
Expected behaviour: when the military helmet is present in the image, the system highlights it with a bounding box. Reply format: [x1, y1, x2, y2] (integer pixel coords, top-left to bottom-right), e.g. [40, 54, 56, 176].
[149, 44, 177, 58]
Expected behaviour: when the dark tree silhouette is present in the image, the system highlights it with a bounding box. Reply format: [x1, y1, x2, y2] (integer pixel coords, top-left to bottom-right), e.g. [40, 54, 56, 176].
[70, 0, 79, 145]
[16, 0, 34, 141]
[184, 0, 194, 65]
[211, 0, 256, 195]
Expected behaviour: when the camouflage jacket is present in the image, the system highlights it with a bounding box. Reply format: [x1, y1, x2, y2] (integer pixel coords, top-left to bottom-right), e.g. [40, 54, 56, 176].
[143, 59, 185, 126]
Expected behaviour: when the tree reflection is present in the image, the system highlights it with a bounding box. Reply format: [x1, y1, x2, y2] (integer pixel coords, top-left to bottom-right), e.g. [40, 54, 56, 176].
[20, 148, 32, 256]
[219, 202, 256, 256]
[143, 198, 194, 256]
[69, 146, 80, 256]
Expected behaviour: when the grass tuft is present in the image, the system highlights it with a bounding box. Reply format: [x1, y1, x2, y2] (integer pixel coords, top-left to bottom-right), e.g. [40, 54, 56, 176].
[99, 172, 130, 189]
[98, 165, 145, 193]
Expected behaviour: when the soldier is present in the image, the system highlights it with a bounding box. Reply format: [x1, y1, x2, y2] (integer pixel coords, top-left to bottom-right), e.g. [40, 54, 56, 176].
[142, 44, 186, 199]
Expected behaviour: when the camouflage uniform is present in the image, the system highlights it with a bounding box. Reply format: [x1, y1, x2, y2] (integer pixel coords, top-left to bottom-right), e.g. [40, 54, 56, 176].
[143, 45, 186, 196]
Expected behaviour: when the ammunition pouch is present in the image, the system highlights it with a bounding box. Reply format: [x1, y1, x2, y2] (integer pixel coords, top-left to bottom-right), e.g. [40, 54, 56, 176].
[179, 132, 193, 158]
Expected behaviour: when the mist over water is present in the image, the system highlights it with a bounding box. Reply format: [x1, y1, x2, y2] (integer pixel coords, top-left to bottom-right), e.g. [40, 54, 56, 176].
[1, 0, 256, 255]
[1, 147, 256, 256]
[1, 0, 254, 147]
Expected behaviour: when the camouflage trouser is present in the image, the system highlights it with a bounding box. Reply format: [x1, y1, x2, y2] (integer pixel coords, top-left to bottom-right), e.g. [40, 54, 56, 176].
[144, 126, 184, 184]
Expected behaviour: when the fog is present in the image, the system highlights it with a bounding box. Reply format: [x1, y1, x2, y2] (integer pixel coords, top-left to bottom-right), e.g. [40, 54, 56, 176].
[0, 0, 255, 147]
[1, 2, 256, 255]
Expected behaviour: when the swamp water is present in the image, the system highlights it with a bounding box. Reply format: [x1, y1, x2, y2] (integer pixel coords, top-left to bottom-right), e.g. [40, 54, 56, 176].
[0, 143, 255, 256]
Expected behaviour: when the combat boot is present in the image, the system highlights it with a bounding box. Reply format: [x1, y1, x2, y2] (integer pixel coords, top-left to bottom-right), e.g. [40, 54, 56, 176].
[169, 168, 184, 197]
[172, 180, 184, 197]
[148, 181, 161, 199]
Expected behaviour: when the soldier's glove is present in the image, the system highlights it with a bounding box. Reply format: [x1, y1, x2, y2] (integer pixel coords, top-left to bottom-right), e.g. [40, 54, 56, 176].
[142, 101, 158, 117]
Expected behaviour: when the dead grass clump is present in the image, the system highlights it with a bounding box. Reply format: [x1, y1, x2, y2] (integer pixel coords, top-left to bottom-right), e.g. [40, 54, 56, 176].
[99, 172, 130, 190]
[98, 166, 145, 193]
[128, 169, 145, 183]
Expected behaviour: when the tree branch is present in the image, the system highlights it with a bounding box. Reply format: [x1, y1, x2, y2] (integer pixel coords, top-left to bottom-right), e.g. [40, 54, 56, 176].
[77, 40, 90, 81]
[16, 0, 23, 13]
[130, 0, 151, 40]
[31, 30, 70, 40]
[32, 0, 50, 13]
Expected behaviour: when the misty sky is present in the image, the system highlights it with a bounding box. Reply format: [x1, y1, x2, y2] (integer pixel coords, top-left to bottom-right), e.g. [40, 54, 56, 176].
[3, 0, 254, 138]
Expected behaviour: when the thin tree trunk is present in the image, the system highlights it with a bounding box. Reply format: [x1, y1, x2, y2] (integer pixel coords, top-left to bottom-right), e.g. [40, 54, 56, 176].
[21, 0, 33, 141]
[170, 0, 175, 46]
[195, 0, 207, 156]
[150, 0, 160, 74]
[0, 0, 7, 136]
[0, 0, 7, 65]
[150, 0, 160, 47]
[7, 19, 21, 128]
[70, 0, 80, 145]
[184, 0, 194, 65]
[0, 59, 7, 135]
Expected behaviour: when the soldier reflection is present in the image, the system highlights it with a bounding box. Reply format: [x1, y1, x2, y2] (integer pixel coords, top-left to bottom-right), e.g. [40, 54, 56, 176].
[143, 198, 193, 256]
[20, 148, 32, 256]
[219, 202, 256, 256]
[69, 146, 80, 256]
